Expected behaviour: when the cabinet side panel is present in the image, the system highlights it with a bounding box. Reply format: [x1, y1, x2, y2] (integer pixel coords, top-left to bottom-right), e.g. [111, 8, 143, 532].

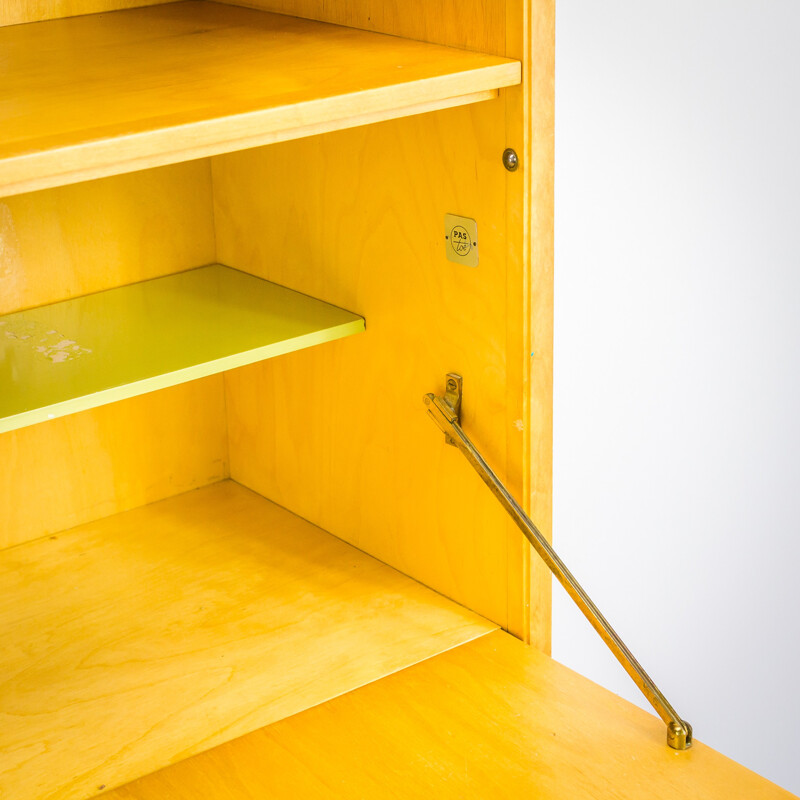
[524, 0, 555, 652]
[0, 0, 170, 27]
[222, 0, 507, 55]
[0, 162, 226, 546]
[216, 103, 518, 629]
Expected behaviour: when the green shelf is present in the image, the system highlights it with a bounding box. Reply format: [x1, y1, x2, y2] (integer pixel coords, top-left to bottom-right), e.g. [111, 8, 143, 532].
[0, 265, 364, 433]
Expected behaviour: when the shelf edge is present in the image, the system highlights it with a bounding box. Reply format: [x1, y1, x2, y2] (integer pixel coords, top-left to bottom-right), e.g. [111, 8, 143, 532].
[0, 317, 364, 435]
[0, 70, 516, 198]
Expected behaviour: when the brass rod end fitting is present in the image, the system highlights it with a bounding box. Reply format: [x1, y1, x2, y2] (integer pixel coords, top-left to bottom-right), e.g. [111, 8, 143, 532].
[667, 720, 693, 750]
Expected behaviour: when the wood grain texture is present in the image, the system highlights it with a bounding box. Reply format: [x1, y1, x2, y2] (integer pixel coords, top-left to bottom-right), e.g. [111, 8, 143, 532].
[525, 0, 555, 651]
[105, 630, 796, 800]
[498, 0, 555, 650]
[0, 0, 168, 28]
[0, 1, 519, 197]
[0, 161, 214, 314]
[215, 0, 550, 643]
[216, 101, 523, 632]
[0, 480, 496, 800]
[0, 378, 229, 550]
[0, 160, 222, 548]
[226, 0, 508, 54]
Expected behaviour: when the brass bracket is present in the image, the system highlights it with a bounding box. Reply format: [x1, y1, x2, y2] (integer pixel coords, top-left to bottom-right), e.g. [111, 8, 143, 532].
[442, 373, 462, 446]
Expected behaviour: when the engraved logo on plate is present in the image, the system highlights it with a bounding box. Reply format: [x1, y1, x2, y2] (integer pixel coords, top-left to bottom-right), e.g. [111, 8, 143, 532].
[449, 225, 472, 257]
[444, 214, 479, 267]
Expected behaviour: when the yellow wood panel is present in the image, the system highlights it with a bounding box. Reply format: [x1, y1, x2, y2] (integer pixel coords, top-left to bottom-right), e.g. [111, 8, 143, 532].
[0, 160, 220, 547]
[497, 0, 555, 650]
[214, 0, 553, 642]
[0, 1, 519, 197]
[226, 0, 508, 54]
[0, 480, 496, 800]
[105, 630, 795, 800]
[524, 0, 556, 651]
[0, 161, 214, 314]
[0, 0, 168, 28]
[0, 378, 229, 549]
[216, 101, 523, 631]
[5, 89, 502, 199]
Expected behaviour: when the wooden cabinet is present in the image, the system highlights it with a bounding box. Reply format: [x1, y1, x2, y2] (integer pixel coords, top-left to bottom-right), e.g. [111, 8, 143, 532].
[0, 2, 791, 799]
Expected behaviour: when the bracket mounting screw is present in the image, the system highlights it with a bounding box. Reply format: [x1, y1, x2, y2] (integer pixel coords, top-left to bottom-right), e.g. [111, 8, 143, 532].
[502, 148, 519, 172]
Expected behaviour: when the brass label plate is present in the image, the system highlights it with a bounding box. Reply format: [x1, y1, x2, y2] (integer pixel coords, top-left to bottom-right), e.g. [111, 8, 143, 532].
[444, 213, 479, 267]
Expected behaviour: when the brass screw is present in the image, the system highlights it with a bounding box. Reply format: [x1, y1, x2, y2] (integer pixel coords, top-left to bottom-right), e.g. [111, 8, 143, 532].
[502, 148, 519, 172]
[447, 379, 458, 392]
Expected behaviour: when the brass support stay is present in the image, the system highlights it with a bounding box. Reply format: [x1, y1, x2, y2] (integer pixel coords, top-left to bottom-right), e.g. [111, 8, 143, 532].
[423, 373, 692, 751]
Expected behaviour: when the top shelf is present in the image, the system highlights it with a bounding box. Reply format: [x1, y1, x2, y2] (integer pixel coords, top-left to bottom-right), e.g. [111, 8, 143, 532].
[0, 1, 520, 197]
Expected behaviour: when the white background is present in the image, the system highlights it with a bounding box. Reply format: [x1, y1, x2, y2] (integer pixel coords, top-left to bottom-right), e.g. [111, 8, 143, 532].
[553, 1, 800, 793]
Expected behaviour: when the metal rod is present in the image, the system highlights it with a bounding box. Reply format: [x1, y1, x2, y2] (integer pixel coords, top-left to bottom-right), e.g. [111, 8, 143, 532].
[424, 390, 692, 750]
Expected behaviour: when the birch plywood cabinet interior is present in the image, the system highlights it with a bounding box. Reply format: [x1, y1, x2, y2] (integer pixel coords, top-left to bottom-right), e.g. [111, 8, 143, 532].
[0, 2, 793, 799]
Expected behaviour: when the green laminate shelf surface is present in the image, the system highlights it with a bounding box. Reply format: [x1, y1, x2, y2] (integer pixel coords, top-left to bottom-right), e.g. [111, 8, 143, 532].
[0, 265, 364, 433]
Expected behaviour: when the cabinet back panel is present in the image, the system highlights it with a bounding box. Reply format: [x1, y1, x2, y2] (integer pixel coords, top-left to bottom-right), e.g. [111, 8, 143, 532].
[226, 0, 506, 54]
[1, 161, 227, 547]
[215, 102, 524, 631]
[0, 379, 229, 549]
[0, 163, 214, 315]
[0, 0, 170, 27]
